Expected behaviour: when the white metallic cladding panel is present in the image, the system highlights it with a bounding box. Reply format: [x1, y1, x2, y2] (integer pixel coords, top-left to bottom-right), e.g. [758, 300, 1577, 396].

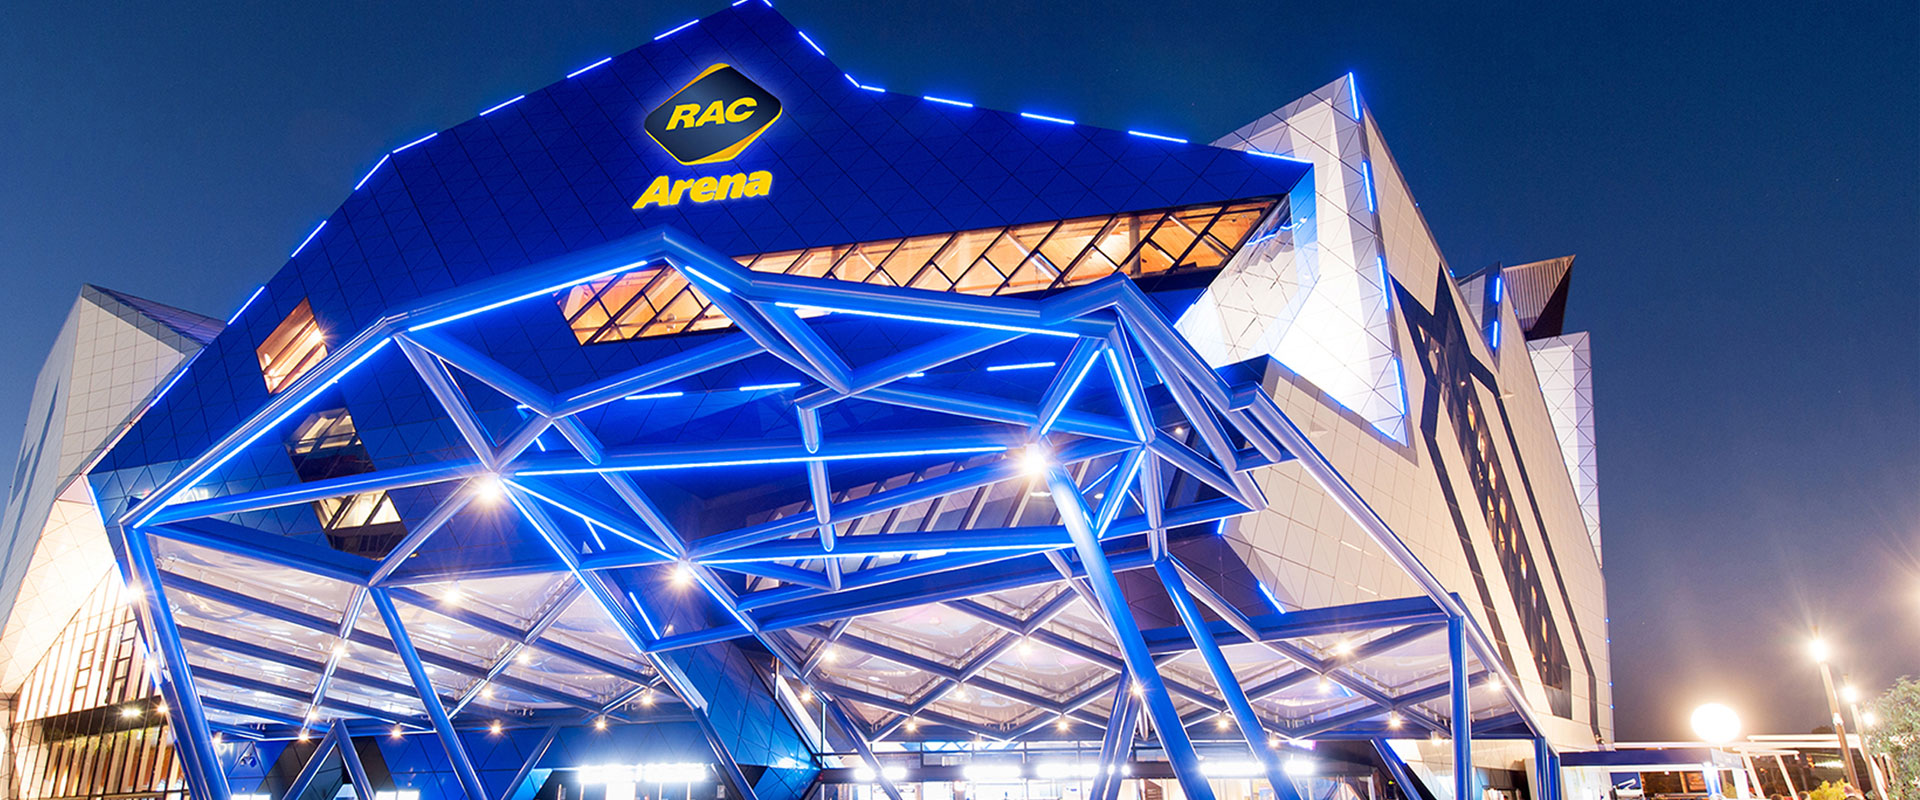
[1484, 298, 1612, 744]
[1528, 333, 1601, 559]
[1204, 76, 1613, 747]
[0, 287, 216, 693]
[1185, 74, 1410, 444]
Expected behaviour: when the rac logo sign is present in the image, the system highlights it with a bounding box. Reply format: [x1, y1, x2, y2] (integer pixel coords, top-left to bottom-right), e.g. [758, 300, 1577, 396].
[643, 63, 781, 165]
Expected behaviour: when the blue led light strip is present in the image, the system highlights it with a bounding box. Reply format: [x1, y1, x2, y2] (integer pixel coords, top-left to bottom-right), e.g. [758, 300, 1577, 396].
[568, 57, 613, 79]
[407, 260, 646, 332]
[515, 444, 1007, 476]
[985, 361, 1056, 372]
[353, 154, 390, 191]
[290, 221, 326, 258]
[1246, 150, 1311, 165]
[654, 19, 699, 40]
[797, 31, 825, 55]
[481, 95, 526, 116]
[228, 286, 266, 325]
[1020, 112, 1074, 125]
[1128, 130, 1187, 144]
[394, 132, 438, 153]
[923, 95, 973, 108]
[1360, 160, 1377, 213]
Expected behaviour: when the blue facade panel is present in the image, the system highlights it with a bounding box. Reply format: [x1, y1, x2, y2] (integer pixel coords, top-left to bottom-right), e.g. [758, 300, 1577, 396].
[88, 0, 1305, 524]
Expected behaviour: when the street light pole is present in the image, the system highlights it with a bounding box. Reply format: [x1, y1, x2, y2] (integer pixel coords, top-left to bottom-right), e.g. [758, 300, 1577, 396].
[1840, 683, 1889, 800]
[1809, 635, 1865, 792]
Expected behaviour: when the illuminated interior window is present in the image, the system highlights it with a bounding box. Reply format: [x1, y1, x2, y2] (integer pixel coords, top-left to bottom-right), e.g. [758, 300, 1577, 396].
[1433, 329, 1574, 715]
[557, 199, 1278, 345]
[284, 406, 408, 558]
[255, 299, 328, 393]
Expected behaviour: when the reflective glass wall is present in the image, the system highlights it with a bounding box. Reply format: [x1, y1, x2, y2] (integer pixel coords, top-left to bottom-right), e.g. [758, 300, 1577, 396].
[7, 575, 187, 800]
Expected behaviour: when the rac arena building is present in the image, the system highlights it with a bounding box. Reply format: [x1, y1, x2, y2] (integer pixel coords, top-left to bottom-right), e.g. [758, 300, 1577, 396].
[0, 6, 1611, 800]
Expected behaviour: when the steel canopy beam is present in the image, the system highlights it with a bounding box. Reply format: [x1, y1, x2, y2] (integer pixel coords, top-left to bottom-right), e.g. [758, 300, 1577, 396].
[370, 588, 491, 800]
[1043, 461, 1216, 800]
[1156, 559, 1305, 800]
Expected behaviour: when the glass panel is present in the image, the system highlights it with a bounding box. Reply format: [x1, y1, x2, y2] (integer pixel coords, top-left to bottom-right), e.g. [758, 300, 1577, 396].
[929, 229, 999, 282]
[1092, 212, 1155, 266]
[879, 235, 948, 286]
[1036, 218, 1104, 279]
[787, 248, 838, 278]
[953, 257, 1008, 294]
[1205, 203, 1270, 247]
[554, 199, 1277, 344]
[256, 299, 329, 393]
[746, 249, 803, 274]
[1147, 208, 1211, 266]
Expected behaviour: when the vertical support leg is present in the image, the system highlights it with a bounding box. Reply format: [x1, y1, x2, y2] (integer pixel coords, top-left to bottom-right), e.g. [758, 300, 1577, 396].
[1045, 463, 1216, 800]
[282, 727, 341, 800]
[1772, 755, 1798, 799]
[814, 686, 907, 800]
[502, 725, 562, 800]
[1448, 616, 1471, 800]
[1156, 560, 1305, 800]
[339, 729, 377, 800]
[370, 589, 491, 800]
[1548, 750, 1561, 800]
[116, 525, 231, 800]
[645, 654, 766, 800]
[1091, 679, 1138, 800]
[1374, 741, 1420, 800]
[1533, 739, 1558, 800]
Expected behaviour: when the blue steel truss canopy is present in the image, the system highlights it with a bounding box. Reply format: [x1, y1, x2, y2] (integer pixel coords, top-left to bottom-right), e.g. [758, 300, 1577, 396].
[81, 5, 1563, 800]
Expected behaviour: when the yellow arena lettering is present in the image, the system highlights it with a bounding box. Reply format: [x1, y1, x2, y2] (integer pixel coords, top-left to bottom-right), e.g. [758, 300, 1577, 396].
[725, 97, 757, 122]
[694, 100, 729, 128]
[632, 176, 673, 209]
[688, 176, 721, 203]
[743, 171, 772, 197]
[633, 171, 774, 209]
[666, 104, 702, 130]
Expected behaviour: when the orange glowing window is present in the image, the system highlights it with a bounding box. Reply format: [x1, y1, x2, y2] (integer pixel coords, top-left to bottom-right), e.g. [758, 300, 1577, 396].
[256, 299, 328, 393]
[556, 199, 1280, 345]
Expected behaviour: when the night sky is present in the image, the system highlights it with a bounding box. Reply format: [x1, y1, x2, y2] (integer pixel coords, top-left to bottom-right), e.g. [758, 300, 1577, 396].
[2, 1, 1914, 740]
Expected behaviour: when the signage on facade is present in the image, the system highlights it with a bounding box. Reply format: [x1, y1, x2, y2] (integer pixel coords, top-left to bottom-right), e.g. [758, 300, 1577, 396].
[634, 63, 777, 210]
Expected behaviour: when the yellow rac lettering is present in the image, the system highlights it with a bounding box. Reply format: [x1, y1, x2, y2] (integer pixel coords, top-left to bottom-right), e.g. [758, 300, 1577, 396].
[632, 171, 773, 210]
[665, 98, 759, 130]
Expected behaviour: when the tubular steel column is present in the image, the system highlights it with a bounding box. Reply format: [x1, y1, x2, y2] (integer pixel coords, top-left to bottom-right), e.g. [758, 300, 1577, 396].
[339, 729, 377, 800]
[1773, 755, 1800, 799]
[1533, 738, 1561, 800]
[370, 589, 491, 800]
[118, 525, 232, 800]
[282, 727, 342, 800]
[1156, 560, 1305, 800]
[1448, 615, 1472, 800]
[1091, 682, 1137, 800]
[1045, 462, 1217, 800]
[1374, 741, 1421, 800]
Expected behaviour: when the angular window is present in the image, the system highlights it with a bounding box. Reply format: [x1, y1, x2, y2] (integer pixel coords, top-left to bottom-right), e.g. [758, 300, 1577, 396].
[557, 199, 1279, 345]
[256, 299, 328, 392]
[284, 406, 408, 558]
[1432, 328, 1575, 716]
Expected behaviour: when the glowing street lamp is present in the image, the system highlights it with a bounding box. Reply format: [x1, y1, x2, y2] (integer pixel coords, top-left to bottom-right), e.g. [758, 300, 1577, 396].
[1690, 703, 1741, 745]
[1808, 630, 1864, 792]
[1690, 704, 1740, 800]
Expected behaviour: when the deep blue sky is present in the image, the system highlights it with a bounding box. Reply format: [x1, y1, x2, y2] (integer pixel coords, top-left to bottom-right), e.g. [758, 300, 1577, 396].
[2, 1, 1914, 740]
